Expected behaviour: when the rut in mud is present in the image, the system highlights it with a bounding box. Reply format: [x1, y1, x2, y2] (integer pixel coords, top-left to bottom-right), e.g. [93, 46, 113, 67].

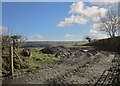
[2, 47, 117, 85]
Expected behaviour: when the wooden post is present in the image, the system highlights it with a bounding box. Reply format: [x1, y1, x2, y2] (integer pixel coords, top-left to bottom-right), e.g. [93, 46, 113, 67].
[14, 51, 22, 64]
[10, 45, 14, 78]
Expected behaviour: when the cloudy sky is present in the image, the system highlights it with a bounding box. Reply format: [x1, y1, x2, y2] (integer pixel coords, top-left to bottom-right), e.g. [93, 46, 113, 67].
[2, 0, 119, 41]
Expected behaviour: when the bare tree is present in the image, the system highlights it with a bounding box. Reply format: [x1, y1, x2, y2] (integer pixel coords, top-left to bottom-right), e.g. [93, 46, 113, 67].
[96, 9, 120, 38]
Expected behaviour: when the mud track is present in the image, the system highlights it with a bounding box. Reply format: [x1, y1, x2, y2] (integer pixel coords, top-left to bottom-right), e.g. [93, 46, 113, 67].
[2, 48, 116, 85]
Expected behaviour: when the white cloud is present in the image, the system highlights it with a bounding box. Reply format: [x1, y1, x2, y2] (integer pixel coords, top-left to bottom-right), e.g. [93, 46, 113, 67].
[92, 23, 108, 31]
[90, 23, 109, 39]
[90, 29, 98, 33]
[27, 34, 43, 41]
[90, 28, 109, 39]
[0, 27, 2, 34]
[63, 33, 82, 41]
[65, 33, 76, 38]
[69, 1, 107, 21]
[69, 2, 107, 17]
[58, 1, 107, 27]
[90, 0, 120, 2]
[92, 23, 101, 29]
[58, 15, 87, 27]
[91, 33, 109, 39]
[92, 16, 120, 31]
[90, 32, 109, 39]
[0, 26, 7, 35]
[69, 1, 84, 14]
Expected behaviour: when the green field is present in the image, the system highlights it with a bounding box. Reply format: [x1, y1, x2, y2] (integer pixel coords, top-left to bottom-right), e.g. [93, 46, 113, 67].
[65, 45, 91, 49]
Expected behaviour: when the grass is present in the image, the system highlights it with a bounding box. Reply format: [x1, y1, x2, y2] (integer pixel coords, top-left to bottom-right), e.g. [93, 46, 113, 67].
[24, 49, 60, 73]
[32, 52, 59, 62]
[65, 45, 91, 49]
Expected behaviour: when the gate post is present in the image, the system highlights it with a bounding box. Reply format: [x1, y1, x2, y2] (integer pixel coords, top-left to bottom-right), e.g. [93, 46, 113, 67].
[10, 45, 14, 78]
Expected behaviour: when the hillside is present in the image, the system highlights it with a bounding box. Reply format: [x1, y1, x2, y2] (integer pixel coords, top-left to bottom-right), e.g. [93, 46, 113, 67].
[84, 36, 120, 52]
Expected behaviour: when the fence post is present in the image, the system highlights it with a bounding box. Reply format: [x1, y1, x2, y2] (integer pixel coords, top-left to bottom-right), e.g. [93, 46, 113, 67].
[10, 45, 14, 78]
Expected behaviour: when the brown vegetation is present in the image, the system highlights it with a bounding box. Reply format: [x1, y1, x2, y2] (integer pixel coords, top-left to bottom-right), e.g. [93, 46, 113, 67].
[2, 35, 29, 77]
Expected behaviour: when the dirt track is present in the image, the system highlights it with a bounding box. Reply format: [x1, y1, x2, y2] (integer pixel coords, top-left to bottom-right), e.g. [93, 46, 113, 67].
[2, 50, 116, 85]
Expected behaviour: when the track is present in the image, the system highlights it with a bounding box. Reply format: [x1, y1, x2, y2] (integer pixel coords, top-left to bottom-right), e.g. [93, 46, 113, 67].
[43, 52, 115, 84]
[94, 54, 120, 86]
[2, 51, 116, 85]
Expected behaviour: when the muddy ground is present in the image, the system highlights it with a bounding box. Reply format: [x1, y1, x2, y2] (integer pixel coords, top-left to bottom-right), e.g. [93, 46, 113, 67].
[2, 46, 118, 85]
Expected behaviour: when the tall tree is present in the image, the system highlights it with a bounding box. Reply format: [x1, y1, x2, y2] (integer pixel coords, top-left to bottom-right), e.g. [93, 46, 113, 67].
[95, 9, 120, 38]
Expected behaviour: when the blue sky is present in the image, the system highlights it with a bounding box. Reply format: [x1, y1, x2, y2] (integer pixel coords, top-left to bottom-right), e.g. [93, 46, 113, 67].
[2, 0, 89, 2]
[2, 1, 110, 41]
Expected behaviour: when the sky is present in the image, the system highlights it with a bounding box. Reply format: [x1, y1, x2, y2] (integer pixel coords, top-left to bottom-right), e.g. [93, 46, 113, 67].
[2, 0, 119, 41]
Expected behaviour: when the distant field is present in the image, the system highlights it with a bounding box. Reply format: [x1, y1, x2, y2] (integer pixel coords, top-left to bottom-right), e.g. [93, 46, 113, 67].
[20, 41, 88, 48]
[65, 45, 91, 49]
